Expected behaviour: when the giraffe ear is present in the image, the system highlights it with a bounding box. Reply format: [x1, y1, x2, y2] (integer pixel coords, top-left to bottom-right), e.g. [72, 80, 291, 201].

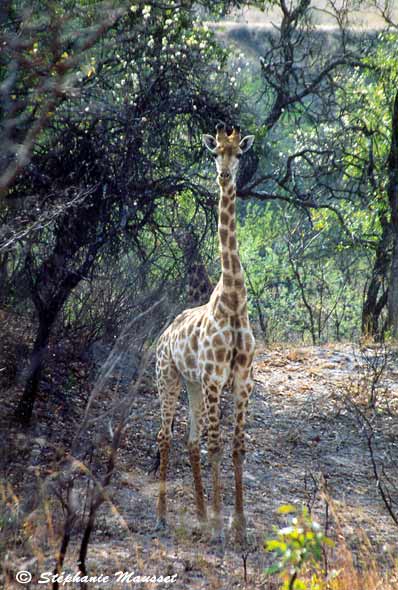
[239, 135, 255, 153]
[202, 134, 217, 153]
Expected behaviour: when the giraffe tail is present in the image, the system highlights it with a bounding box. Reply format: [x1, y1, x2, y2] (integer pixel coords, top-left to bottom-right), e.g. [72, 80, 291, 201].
[147, 416, 176, 475]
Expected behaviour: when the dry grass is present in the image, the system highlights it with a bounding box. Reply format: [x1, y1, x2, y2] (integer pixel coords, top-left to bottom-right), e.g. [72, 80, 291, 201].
[2, 343, 398, 589]
[2, 475, 398, 590]
[304, 494, 398, 590]
[299, 544, 398, 590]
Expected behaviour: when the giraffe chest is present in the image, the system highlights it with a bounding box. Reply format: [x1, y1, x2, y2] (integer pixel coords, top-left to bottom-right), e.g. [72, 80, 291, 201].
[197, 324, 235, 385]
[170, 316, 235, 384]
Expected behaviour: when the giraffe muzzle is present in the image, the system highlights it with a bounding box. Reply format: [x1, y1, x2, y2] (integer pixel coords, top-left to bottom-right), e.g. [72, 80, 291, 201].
[219, 171, 231, 181]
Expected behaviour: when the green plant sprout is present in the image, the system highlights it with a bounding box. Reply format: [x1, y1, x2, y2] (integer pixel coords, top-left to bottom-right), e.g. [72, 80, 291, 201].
[264, 505, 334, 590]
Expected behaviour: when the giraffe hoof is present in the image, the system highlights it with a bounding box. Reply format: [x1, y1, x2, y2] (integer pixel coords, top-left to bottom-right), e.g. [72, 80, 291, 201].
[234, 529, 248, 548]
[197, 515, 208, 529]
[191, 519, 208, 540]
[154, 517, 167, 532]
[231, 516, 247, 547]
[210, 530, 225, 554]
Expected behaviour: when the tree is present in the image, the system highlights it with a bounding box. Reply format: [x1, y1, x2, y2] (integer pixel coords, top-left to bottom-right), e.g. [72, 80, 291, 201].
[386, 89, 398, 337]
[324, 33, 398, 338]
[0, 1, 127, 196]
[234, 1, 398, 339]
[2, 0, 242, 424]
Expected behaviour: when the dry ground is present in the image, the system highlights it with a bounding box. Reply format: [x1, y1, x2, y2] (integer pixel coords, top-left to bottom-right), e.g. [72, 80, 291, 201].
[1, 343, 398, 589]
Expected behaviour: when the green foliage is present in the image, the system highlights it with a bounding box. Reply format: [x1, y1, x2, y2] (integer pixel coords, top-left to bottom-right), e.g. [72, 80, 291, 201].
[228, 22, 398, 341]
[237, 201, 364, 342]
[265, 505, 333, 590]
[3, 0, 398, 366]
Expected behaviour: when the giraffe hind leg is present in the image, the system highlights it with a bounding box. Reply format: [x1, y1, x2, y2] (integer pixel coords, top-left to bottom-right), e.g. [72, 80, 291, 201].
[203, 377, 224, 545]
[155, 359, 181, 530]
[148, 415, 175, 475]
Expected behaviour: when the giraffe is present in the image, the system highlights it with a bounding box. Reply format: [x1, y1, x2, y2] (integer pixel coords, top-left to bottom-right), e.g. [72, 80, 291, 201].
[155, 123, 255, 545]
[173, 226, 213, 307]
[149, 228, 213, 474]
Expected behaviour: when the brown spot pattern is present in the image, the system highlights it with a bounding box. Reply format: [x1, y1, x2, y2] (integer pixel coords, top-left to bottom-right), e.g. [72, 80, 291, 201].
[229, 236, 237, 250]
[220, 212, 229, 225]
[215, 348, 225, 362]
[231, 254, 241, 274]
[155, 144, 256, 539]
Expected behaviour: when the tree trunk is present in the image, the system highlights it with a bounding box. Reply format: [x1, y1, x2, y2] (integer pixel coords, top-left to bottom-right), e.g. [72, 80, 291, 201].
[387, 91, 398, 338]
[388, 239, 398, 337]
[0, 251, 9, 305]
[14, 308, 57, 425]
[255, 299, 268, 342]
[13, 192, 107, 425]
[362, 213, 390, 337]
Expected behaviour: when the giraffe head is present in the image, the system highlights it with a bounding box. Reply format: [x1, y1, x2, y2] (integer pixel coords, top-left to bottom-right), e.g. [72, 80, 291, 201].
[203, 123, 254, 187]
[173, 226, 197, 258]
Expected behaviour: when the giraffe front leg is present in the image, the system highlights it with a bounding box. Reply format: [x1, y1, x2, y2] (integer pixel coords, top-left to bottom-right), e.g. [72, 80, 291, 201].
[232, 370, 254, 546]
[186, 381, 208, 528]
[204, 378, 224, 546]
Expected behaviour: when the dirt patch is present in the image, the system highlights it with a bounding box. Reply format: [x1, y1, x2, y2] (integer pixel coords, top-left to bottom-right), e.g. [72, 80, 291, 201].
[1, 344, 398, 589]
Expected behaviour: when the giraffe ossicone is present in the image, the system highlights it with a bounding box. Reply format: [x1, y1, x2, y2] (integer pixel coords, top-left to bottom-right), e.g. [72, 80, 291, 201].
[155, 122, 255, 546]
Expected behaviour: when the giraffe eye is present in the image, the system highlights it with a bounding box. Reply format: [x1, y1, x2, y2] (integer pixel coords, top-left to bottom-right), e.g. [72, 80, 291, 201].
[236, 153, 242, 159]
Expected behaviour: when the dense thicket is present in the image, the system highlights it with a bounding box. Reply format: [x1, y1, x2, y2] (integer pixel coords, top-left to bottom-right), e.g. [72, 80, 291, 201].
[0, 0, 241, 423]
[1, 0, 398, 424]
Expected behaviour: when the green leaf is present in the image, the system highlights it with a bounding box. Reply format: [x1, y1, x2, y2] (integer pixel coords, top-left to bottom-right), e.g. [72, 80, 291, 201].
[266, 539, 286, 552]
[265, 564, 283, 576]
[277, 504, 296, 514]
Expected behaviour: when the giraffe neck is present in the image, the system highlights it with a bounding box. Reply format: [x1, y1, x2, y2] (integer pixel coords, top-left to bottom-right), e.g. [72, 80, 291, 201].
[217, 180, 246, 313]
